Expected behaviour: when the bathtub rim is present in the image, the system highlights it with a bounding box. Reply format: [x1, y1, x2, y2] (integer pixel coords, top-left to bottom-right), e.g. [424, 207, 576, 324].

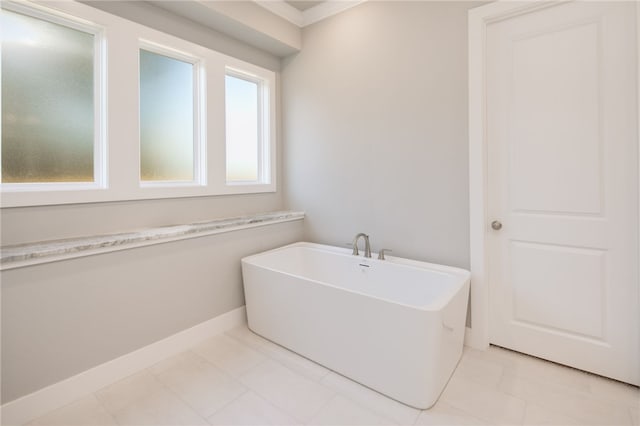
[241, 241, 471, 312]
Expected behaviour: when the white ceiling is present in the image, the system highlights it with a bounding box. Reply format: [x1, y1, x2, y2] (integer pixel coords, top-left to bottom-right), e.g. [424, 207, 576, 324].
[285, 1, 326, 12]
[148, 0, 365, 58]
[256, 0, 364, 28]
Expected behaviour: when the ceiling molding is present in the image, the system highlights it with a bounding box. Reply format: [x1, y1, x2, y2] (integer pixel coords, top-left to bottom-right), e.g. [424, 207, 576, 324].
[254, 1, 305, 27]
[255, 0, 365, 28]
[302, 1, 364, 27]
[148, 1, 301, 57]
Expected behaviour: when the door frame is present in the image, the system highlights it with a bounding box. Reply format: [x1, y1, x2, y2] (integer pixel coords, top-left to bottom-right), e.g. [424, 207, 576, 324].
[466, 0, 640, 350]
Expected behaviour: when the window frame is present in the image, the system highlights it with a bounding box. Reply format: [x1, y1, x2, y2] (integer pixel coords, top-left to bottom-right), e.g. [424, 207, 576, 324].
[0, 1, 107, 192]
[0, 0, 276, 208]
[138, 40, 206, 188]
[224, 68, 271, 186]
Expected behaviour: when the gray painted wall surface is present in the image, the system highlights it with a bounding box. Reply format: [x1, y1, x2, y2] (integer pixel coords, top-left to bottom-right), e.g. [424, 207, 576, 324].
[1, 221, 303, 403]
[1, 2, 293, 403]
[2, 0, 484, 403]
[1, 194, 285, 246]
[282, 1, 480, 269]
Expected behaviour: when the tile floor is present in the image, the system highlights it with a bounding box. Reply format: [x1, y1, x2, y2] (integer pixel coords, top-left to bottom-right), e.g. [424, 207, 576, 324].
[27, 325, 639, 426]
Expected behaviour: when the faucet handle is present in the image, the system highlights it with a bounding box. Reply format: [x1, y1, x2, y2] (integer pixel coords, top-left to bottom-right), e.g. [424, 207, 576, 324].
[378, 249, 392, 260]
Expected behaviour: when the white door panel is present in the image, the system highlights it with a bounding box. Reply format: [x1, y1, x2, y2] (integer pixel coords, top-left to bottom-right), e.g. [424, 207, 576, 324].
[509, 241, 606, 339]
[487, 1, 639, 385]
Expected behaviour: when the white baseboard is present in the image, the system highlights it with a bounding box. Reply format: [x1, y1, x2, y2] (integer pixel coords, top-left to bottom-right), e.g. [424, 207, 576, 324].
[0, 306, 247, 426]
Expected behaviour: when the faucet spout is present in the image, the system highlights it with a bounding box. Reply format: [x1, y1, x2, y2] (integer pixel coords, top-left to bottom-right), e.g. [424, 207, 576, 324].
[352, 233, 372, 258]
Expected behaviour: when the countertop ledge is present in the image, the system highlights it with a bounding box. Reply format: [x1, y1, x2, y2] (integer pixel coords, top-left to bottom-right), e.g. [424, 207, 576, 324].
[1, 211, 304, 270]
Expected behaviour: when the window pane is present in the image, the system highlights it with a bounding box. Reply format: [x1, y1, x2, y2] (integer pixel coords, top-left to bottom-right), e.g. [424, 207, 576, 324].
[1, 9, 94, 183]
[225, 74, 258, 182]
[140, 49, 194, 182]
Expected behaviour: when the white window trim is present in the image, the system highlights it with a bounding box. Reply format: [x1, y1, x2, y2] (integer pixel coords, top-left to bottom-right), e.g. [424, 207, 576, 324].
[0, 0, 277, 208]
[138, 40, 206, 188]
[0, 0, 107, 192]
[221, 60, 277, 194]
[225, 67, 272, 186]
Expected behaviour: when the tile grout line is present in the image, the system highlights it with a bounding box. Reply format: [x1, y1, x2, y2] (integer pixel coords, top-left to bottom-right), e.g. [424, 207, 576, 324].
[91, 393, 119, 426]
[302, 393, 340, 426]
[230, 330, 331, 384]
[225, 335, 314, 425]
[319, 371, 420, 426]
[492, 369, 632, 425]
[146, 350, 252, 424]
[202, 387, 251, 425]
[94, 371, 174, 424]
[241, 357, 330, 424]
[234, 362, 308, 425]
[627, 406, 638, 426]
[339, 391, 406, 426]
[140, 367, 211, 425]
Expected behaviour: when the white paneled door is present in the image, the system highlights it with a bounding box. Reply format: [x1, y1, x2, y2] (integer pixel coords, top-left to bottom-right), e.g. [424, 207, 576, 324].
[486, 2, 639, 385]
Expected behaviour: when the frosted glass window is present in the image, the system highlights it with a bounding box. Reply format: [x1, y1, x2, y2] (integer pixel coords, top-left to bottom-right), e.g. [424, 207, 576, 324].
[140, 49, 195, 182]
[1, 8, 95, 183]
[225, 74, 259, 182]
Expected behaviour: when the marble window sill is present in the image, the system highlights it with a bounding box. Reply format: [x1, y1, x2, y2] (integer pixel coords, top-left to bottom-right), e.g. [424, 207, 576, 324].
[1, 211, 304, 271]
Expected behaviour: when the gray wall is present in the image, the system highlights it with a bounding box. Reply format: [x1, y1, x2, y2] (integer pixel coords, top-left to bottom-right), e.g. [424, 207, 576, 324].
[282, 1, 479, 269]
[1, 194, 285, 246]
[0, 2, 297, 404]
[2, 0, 482, 403]
[1, 221, 303, 403]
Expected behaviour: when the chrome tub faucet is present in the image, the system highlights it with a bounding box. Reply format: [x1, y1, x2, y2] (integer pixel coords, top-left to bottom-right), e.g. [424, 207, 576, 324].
[352, 233, 371, 258]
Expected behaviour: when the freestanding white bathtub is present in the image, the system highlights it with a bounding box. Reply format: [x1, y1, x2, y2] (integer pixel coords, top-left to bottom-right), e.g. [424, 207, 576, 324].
[241, 242, 470, 409]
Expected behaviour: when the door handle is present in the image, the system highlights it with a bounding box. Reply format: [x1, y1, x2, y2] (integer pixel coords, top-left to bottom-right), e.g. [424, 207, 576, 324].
[491, 220, 503, 230]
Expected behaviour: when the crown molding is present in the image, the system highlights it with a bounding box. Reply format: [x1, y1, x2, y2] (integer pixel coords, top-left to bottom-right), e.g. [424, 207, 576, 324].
[254, 1, 305, 27]
[255, 0, 366, 28]
[302, 0, 364, 26]
[146, 0, 301, 57]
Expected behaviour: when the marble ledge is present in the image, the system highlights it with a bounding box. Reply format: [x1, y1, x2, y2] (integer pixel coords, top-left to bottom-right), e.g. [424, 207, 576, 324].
[0, 211, 304, 271]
